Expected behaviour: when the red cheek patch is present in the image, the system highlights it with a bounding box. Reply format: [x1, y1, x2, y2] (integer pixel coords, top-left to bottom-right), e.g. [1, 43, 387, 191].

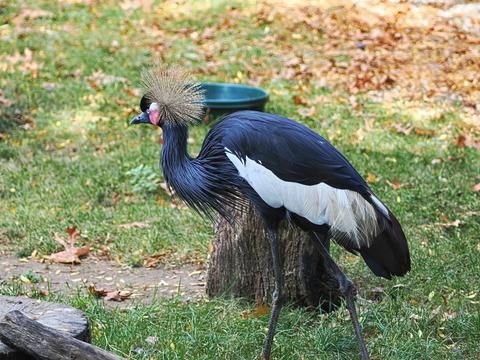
[149, 111, 160, 125]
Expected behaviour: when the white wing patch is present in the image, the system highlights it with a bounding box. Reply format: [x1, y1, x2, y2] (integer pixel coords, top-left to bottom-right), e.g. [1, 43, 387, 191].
[225, 148, 380, 248]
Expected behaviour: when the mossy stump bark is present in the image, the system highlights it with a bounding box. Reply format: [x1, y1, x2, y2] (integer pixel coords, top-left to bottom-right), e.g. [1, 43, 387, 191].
[206, 205, 342, 311]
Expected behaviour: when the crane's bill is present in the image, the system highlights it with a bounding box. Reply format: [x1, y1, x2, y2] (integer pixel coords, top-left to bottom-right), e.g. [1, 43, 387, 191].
[130, 112, 150, 125]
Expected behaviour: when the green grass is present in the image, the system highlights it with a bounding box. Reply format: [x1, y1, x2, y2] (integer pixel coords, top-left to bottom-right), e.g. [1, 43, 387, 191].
[1, 0, 480, 359]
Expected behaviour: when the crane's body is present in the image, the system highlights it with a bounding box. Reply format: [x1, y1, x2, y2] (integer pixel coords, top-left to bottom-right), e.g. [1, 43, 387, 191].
[130, 67, 411, 360]
[162, 111, 409, 279]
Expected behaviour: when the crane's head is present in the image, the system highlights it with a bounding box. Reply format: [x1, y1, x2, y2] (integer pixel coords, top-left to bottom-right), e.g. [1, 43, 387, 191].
[130, 66, 204, 128]
[130, 94, 161, 126]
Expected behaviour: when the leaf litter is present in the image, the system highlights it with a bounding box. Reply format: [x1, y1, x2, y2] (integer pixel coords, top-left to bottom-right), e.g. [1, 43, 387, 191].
[2, 253, 207, 306]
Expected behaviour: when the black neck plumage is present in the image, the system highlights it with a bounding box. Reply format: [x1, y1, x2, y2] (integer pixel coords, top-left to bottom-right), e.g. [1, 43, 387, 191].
[159, 124, 243, 222]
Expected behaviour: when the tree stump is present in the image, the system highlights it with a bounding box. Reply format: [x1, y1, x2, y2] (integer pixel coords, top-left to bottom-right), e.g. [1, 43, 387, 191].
[0, 296, 91, 360]
[206, 205, 342, 311]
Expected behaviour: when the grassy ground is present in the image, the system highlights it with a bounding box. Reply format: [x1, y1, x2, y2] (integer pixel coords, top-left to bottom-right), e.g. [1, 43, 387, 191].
[1, 0, 479, 359]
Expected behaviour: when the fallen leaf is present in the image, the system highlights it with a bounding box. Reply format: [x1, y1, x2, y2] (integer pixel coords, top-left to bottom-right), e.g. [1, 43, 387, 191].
[473, 183, 480, 192]
[437, 210, 451, 223]
[366, 173, 378, 183]
[67, 226, 76, 236]
[464, 135, 480, 151]
[48, 227, 90, 264]
[284, 56, 301, 67]
[293, 95, 309, 106]
[12, 6, 53, 27]
[156, 196, 165, 206]
[435, 217, 461, 228]
[88, 284, 108, 297]
[414, 128, 435, 137]
[391, 123, 412, 135]
[386, 177, 404, 190]
[143, 252, 167, 268]
[456, 134, 466, 148]
[124, 87, 141, 97]
[88, 284, 131, 301]
[118, 222, 150, 229]
[105, 290, 132, 302]
[242, 303, 269, 318]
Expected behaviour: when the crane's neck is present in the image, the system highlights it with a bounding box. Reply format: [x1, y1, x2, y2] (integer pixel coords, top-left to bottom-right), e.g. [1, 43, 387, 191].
[158, 122, 242, 221]
[160, 124, 191, 171]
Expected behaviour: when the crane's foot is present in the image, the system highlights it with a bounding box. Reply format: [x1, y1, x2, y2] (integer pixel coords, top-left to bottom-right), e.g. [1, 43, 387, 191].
[340, 277, 371, 360]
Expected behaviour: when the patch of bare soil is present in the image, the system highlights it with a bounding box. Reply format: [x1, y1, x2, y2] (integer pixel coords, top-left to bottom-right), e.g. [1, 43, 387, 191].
[0, 253, 207, 306]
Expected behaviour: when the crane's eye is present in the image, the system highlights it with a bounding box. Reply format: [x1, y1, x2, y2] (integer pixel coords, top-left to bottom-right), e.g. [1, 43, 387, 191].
[140, 95, 151, 112]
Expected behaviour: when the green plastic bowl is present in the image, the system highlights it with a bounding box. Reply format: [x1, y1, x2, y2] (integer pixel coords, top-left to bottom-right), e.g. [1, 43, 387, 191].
[201, 83, 269, 119]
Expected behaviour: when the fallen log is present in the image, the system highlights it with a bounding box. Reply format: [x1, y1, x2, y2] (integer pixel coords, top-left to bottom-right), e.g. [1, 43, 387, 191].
[0, 310, 124, 360]
[0, 295, 92, 359]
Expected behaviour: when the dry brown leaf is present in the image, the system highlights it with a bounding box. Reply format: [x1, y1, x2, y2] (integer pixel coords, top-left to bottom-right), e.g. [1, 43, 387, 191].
[156, 196, 165, 207]
[48, 227, 90, 264]
[12, 5, 53, 27]
[143, 252, 167, 268]
[472, 183, 480, 192]
[391, 123, 412, 135]
[284, 56, 301, 67]
[88, 284, 131, 301]
[293, 95, 309, 106]
[366, 173, 378, 183]
[88, 284, 108, 297]
[242, 303, 269, 318]
[3, 48, 42, 77]
[118, 222, 150, 229]
[463, 134, 480, 151]
[456, 134, 467, 148]
[414, 128, 435, 137]
[124, 87, 141, 97]
[105, 290, 132, 302]
[386, 178, 404, 190]
[437, 211, 450, 224]
[435, 211, 461, 228]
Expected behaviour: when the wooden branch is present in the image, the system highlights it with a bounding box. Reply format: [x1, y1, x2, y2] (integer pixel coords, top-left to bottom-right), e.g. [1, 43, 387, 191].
[0, 310, 125, 360]
[0, 295, 91, 359]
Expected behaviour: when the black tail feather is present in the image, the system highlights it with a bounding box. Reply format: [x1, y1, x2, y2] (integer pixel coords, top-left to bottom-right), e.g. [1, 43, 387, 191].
[360, 211, 411, 279]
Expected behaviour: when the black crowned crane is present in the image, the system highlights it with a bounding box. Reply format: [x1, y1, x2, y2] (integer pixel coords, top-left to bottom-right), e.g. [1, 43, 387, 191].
[130, 66, 410, 360]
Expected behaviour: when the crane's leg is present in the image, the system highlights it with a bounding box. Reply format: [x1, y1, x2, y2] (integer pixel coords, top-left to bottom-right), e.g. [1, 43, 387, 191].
[311, 233, 370, 360]
[262, 227, 284, 360]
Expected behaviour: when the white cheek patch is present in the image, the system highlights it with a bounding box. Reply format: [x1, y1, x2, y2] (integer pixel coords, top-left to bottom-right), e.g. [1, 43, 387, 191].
[149, 102, 159, 111]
